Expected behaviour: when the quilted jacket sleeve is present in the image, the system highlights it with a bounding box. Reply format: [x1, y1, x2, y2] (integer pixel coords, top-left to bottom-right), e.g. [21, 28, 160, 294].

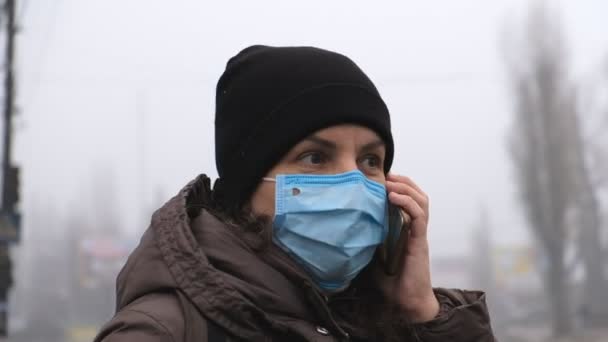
[410, 288, 496, 342]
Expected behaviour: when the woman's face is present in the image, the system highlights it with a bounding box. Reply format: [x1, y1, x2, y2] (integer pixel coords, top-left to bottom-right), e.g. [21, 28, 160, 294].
[249, 124, 387, 217]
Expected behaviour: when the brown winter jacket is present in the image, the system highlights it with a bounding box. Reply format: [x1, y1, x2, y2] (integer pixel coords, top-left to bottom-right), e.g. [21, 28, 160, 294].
[94, 175, 496, 341]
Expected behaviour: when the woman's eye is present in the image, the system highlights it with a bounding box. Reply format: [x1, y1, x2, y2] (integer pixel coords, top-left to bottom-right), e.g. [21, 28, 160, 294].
[360, 155, 381, 169]
[299, 152, 326, 165]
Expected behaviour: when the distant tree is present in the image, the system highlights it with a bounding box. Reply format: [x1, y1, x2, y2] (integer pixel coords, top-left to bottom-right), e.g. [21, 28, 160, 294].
[470, 208, 503, 328]
[503, 3, 608, 334]
[20, 200, 70, 339]
[504, 4, 578, 335]
[573, 57, 608, 327]
[86, 165, 123, 236]
[471, 207, 494, 294]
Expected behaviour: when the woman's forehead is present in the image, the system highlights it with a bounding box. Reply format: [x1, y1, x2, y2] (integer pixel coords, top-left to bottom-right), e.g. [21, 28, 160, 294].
[307, 124, 384, 142]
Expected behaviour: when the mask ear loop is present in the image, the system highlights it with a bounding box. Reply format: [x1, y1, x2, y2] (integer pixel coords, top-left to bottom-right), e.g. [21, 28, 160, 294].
[263, 177, 300, 196]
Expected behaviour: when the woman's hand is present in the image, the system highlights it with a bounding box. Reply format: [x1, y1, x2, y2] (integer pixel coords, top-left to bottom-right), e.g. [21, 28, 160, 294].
[375, 173, 439, 323]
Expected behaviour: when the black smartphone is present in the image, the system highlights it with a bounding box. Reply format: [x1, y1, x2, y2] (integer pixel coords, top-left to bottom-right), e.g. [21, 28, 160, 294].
[379, 203, 411, 275]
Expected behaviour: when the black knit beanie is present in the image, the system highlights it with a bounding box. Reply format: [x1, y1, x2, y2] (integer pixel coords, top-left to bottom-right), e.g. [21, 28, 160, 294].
[214, 45, 393, 211]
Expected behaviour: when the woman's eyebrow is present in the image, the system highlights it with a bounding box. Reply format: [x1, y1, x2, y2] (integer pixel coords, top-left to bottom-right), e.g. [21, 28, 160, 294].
[360, 140, 385, 152]
[303, 136, 337, 150]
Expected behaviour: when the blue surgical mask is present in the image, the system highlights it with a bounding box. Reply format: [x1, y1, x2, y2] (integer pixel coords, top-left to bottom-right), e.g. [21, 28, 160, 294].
[263, 170, 388, 292]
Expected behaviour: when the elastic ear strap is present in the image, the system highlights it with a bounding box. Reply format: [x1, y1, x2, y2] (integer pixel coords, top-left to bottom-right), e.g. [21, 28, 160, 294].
[262, 177, 276, 183]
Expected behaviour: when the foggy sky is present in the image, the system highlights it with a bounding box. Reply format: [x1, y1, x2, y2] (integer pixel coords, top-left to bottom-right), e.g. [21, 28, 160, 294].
[13, 0, 608, 257]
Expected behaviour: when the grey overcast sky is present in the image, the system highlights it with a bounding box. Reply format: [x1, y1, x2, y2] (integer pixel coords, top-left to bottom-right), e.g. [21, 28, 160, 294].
[14, 0, 608, 257]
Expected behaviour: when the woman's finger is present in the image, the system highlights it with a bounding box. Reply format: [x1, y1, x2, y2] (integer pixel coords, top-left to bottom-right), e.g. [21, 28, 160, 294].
[388, 192, 428, 238]
[386, 181, 428, 210]
[387, 173, 425, 196]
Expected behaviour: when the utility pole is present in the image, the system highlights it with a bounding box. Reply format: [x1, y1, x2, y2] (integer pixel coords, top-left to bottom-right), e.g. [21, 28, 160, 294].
[0, 0, 19, 337]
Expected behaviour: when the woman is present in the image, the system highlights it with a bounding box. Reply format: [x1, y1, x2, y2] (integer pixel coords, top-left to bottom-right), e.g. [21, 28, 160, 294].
[94, 45, 495, 341]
